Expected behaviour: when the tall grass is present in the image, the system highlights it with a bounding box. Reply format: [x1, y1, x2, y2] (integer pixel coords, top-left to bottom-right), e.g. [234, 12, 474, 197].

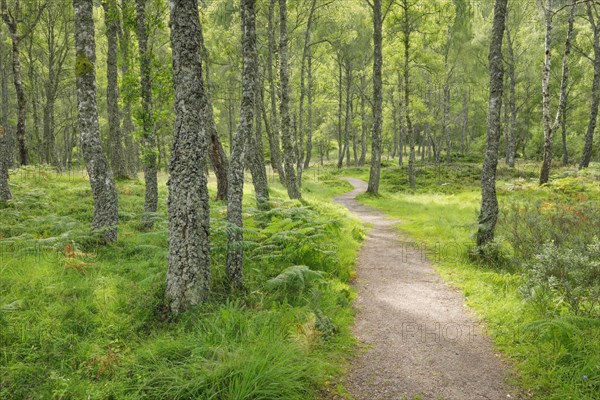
[0, 166, 364, 399]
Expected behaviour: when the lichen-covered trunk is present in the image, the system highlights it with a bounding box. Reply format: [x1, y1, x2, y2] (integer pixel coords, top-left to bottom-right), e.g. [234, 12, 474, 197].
[0, 33, 9, 202]
[0, 125, 9, 202]
[247, 83, 269, 210]
[226, 0, 258, 289]
[304, 53, 314, 169]
[541, 0, 574, 182]
[443, 82, 451, 163]
[298, 0, 317, 172]
[279, 0, 300, 199]
[198, 19, 229, 201]
[336, 59, 343, 167]
[505, 27, 516, 167]
[397, 71, 404, 166]
[166, 0, 211, 313]
[73, 0, 119, 243]
[367, 0, 382, 195]
[476, 0, 507, 246]
[404, 24, 415, 188]
[267, 0, 285, 183]
[135, 0, 158, 227]
[539, 2, 554, 185]
[104, 0, 127, 179]
[580, 4, 600, 169]
[10, 35, 27, 165]
[359, 73, 367, 166]
[119, 0, 139, 177]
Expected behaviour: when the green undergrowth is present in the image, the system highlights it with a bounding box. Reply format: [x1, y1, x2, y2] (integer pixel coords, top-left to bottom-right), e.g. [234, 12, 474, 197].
[0, 166, 364, 399]
[343, 161, 600, 400]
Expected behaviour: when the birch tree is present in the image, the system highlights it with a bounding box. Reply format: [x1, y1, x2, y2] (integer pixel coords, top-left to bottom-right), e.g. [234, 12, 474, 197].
[73, 0, 119, 243]
[165, 0, 211, 313]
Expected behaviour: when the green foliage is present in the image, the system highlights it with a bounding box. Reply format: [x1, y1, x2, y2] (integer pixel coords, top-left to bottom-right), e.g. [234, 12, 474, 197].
[267, 265, 325, 294]
[521, 240, 600, 318]
[0, 171, 362, 399]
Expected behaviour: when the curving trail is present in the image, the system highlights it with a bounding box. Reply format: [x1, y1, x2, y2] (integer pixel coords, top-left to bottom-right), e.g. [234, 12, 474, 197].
[334, 178, 517, 400]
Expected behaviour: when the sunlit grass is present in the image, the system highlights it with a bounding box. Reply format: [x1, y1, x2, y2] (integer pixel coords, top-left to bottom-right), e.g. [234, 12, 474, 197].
[0, 165, 364, 399]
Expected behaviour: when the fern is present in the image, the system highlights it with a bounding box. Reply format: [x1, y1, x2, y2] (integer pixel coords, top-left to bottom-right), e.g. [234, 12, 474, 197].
[266, 266, 324, 293]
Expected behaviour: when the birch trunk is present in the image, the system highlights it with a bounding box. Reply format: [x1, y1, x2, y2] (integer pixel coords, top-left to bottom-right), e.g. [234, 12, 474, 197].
[135, 0, 159, 226]
[73, 0, 119, 243]
[165, 0, 211, 313]
[279, 0, 300, 199]
[476, 0, 507, 246]
[367, 0, 382, 195]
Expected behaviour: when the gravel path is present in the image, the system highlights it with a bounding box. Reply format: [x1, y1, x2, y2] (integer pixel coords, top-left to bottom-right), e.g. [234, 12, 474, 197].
[334, 178, 517, 400]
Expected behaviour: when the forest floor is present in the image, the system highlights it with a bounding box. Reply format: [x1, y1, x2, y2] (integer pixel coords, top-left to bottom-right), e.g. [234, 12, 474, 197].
[334, 178, 519, 400]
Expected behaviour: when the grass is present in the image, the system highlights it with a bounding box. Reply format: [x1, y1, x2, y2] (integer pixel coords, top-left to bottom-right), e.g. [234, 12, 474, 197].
[0, 165, 364, 399]
[333, 160, 600, 400]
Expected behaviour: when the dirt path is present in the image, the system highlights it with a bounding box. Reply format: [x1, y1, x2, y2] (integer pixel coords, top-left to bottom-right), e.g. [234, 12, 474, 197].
[334, 178, 516, 400]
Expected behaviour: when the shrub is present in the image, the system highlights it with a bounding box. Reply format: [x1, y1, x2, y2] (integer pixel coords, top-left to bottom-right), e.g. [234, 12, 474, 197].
[521, 239, 600, 318]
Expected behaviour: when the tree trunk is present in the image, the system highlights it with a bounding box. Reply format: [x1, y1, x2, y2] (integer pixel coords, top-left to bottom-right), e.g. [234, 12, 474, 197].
[267, 0, 285, 183]
[134, 0, 159, 227]
[476, 0, 507, 246]
[165, 0, 211, 314]
[505, 27, 516, 167]
[298, 0, 317, 173]
[226, 0, 258, 289]
[540, 0, 575, 183]
[11, 35, 27, 165]
[359, 73, 367, 166]
[247, 80, 269, 210]
[304, 52, 314, 169]
[403, 4, 416, 188]
[198, 19, 229, 201]
[367, 0, 382, 195]
[580, 3, 600, 169]
[561, 104, 569, 165]
[119, 0, 139, 177]
[0, 30, 9, 202]
[279, 0, 300, 199]
[337, 57, 343, 165]
[73, 0, 119, 243]
[103, 0, 127, 178]
[397, 71, 404, 166]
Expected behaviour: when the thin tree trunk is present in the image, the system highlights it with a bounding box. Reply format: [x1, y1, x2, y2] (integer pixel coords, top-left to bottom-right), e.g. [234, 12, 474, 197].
[337, 57, 343, 165]
[476, 0, 507, 246]
[304, 50, 314, 169]
[247, 79, 269, 210]
[367, 0, 382, 195]
[298, 0, 317, 173]
[198, 19, 229, 201]
[119, 0, 139, 176]
[403, 2, 415, 188]
[540, 0, 574, 183]
[279, 0, 300, 199]
[73, 0, 119, 243]
[134, 0, 159, 226]
[561, 104, 569, 165]
[397, 71, 404, 166]
[359, 73, 367, 166]
[267, 0, 285, 182]
[505, 27, 516, 167]
[580, 2, 600, 169]
[0, 29, 9, 202]
[165, 0, 211, 313]
[104, 0, 127, 178]
[226, 0, 257, 289]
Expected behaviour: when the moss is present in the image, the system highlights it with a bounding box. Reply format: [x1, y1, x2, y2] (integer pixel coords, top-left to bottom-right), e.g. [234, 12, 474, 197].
[75, 51, 94, 77]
